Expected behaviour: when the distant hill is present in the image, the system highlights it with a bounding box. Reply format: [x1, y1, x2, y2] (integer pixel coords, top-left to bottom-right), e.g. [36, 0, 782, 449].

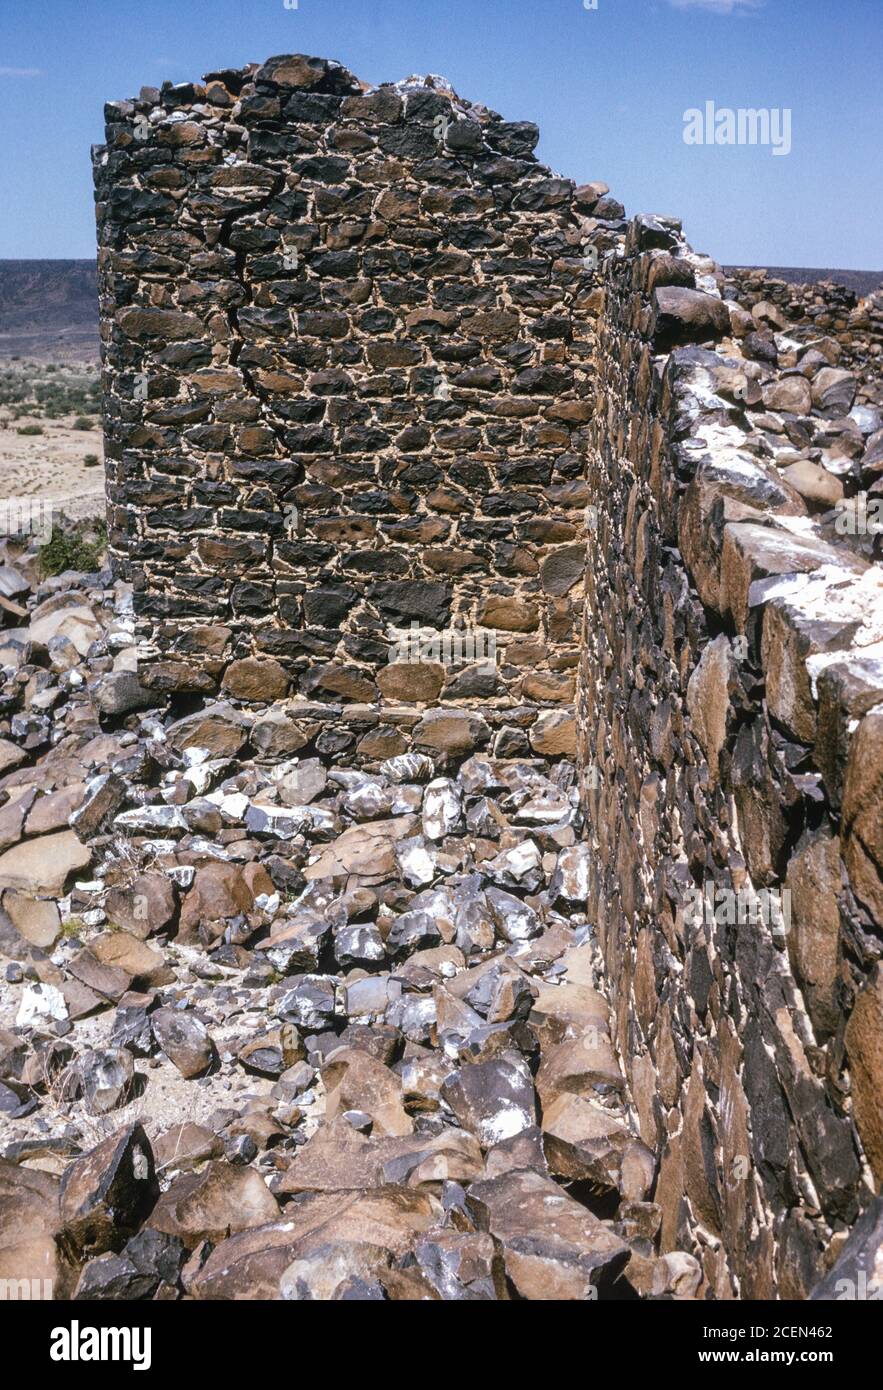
[724, 265, 883, 297]
[0, 259, 880, 364]
[0, 260, 99, 361]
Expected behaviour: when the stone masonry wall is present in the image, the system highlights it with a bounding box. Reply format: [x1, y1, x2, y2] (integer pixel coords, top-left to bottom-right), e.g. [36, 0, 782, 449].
[92, 54, 628, 768]
[94, 53, 883, 1299]
[581, 215, 883, 1297]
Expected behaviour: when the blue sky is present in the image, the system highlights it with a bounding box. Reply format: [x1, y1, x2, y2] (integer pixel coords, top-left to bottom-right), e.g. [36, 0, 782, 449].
[0, 0, 879, 267]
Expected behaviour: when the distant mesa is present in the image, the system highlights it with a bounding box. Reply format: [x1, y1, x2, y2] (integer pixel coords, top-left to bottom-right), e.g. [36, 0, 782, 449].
[0, 259, 99, 361]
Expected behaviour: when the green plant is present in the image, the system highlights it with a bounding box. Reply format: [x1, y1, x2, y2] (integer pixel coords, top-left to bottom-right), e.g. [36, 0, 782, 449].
[59, 917, 86, 939]
[72, 416, 94, 431]
[16, 423, 43, 436]
[38, 520, 108, 578]
[83, 453, 100, 466]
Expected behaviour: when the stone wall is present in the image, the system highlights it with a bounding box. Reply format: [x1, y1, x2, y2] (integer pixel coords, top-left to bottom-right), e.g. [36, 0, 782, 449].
[92, 54, 629, 768]
[93, 53, 883, 1299]
[582, 215, 883, 1297]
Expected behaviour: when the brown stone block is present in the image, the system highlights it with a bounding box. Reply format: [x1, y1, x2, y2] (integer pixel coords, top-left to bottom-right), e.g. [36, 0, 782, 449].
[222, 657, 291, 701]
[521, 670, 575, 702]
[721, 521, 858, 633]
[655, 1130, 687, 1254]
[845, 965, 883, 1190]
[686, 634, 735, 788]
[651, 287, 730, 349]
[529, 709, 577, 757]
[356, 726, 408, 759]
[785, 834, 843, 1036]
[304, 664, 378, 703]
[762, 599, 864, 745]
[842, 707, 883, 929]
[117, 307, 204, 341]
[377, 662, 445, 702]
[816, 655, 883, 808]
[479, 595, 539, 632]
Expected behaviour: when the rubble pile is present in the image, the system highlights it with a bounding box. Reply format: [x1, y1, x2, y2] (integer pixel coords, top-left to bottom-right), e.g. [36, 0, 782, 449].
[725, 270, 883, 388]
[0, 549, 677, 1300]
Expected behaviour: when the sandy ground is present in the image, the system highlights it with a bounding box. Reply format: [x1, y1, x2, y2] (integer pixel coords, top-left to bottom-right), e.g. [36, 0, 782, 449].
[0, 944, 287, 1175]
[0, 415, 106, 527]
[0, 330, 99, 366]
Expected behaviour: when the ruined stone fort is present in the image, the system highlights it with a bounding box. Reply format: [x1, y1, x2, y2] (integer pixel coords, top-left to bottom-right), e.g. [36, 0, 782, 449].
[90, 53, 883, 1298]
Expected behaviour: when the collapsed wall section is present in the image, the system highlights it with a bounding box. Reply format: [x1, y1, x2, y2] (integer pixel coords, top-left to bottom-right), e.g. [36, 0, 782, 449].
[582, 214, 883, 1297]
[725, 267, 883, 379]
